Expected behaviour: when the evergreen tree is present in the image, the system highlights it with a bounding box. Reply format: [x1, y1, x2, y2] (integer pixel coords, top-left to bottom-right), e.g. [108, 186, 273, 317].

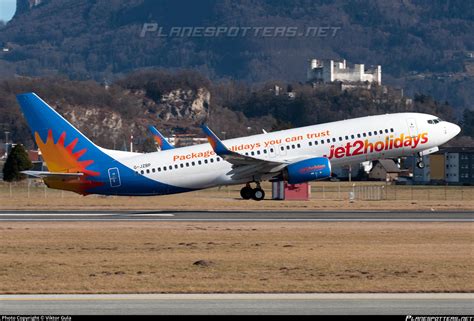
[461, 109, 474, 138]
[2, 145, 33, 182]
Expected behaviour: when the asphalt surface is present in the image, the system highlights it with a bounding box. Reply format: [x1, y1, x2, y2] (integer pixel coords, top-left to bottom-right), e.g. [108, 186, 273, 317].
[0, 210, 472, 222]
[1, 293, 472, 315]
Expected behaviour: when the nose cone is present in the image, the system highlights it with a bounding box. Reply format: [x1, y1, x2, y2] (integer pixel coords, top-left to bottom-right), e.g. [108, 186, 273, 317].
[450, 123, 461, 138]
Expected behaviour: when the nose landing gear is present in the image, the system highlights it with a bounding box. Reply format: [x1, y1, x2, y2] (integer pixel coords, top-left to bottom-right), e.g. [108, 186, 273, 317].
[416, 153, 425, 169]
[240, 182, 265, 201]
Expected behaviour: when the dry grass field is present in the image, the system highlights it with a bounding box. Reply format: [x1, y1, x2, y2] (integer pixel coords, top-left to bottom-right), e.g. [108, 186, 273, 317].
[1, 181, 474, 211]
[0, 222, 472, 294]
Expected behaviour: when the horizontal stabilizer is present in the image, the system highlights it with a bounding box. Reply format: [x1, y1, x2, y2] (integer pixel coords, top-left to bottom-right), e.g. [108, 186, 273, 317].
[21, 171, 84, 179]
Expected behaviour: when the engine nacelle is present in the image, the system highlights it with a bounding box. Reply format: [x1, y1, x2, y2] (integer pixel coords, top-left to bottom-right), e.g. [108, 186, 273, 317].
[283, 157, 331, 184]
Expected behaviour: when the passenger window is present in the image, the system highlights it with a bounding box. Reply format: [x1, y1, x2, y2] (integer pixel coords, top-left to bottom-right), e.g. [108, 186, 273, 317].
[192, 161, 195, 166]
[309, 142, 312, 146]
[263, 149, 268, 154]
[210, 158, 214, 163]
[339, 137, 343, 141]
[345, 135, 349, 140]
[321, 140, 325, 144]
[357, 134, 361, 138]
[163, 167, 167, 171]
[217, 157, 221, 162]
[281, 146, 284, 151]
[152, 168, 155, 173]
[158, 168, 161, 172]
[204, 159, 208, 164]
[351, 135, 355, 139]
[292, 144, 295, 149]
[297, 143, 301, 148]
[286, 145, 290, 150]
[186, 163, 189, 167]
[140, 170, 144, 174]
[180, 163, 184, 168]
[169, 165, 172, 170]
[373, 131, 377, 135]
[327, 139, 331, 143]
[363, 133, 367, 137]
[385, 129, 389, 133]
[198, 160, 202, 165]
[315, 141, 318, 145]
[368, 132, 372, 136]
[270, 148, 274, 153]
[251, 151, 255, 156]
[390, 128, 394, 132]
[379, 130, 383, 134]
[175, 164, 178, 169]
[146, 169, 150, 174]
[257, 150, 261, 155]
[332, 138, 336, 143]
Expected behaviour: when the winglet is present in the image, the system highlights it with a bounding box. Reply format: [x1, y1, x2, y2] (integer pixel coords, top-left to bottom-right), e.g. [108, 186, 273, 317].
[148, 126, 174, 151]
[201, 125, 231, 155]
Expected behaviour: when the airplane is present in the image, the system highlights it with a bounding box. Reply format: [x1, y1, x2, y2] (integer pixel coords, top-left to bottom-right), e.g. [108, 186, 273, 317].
[148, 125, 175, 151]
[17, 92, 461, 201]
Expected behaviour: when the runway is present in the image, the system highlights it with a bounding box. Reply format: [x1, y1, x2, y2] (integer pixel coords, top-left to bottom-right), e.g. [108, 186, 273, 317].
[1, 293, 472, 315]
[0, 210, 472, 222]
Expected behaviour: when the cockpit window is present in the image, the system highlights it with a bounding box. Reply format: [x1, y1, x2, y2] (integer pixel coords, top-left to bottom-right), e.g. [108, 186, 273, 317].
[427, 118, 443, 124]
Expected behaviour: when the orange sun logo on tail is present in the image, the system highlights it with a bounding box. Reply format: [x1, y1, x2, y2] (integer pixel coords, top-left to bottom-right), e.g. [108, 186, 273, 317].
[153, 135, 163, 146]
[35, 130, 103, 195]
[35, 130, 99, 176]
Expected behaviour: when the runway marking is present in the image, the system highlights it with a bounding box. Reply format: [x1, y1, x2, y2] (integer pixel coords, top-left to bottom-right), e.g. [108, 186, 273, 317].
[0, 214, 175, 217]
[0, 293, 472, 301]
[0, 218, 471, 222]
[0, 213, 117, 216]
[132, 214, 175, 217]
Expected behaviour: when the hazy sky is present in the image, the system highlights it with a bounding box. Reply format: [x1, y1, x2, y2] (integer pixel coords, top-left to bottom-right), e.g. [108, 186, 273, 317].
[0, 0, 17, 22]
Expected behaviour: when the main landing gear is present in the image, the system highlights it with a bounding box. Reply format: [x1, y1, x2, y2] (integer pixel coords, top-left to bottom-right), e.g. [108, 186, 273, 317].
[240, 183, 265, 201]
[416, 153, 425, 169]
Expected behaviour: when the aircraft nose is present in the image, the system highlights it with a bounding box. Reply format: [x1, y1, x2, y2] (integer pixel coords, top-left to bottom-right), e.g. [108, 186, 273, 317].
[452, 123, 461, 136]
[447, 122, 461, 138]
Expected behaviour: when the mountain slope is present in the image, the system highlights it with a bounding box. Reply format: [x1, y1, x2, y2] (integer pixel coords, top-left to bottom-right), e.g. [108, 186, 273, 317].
[0, 0, 473, 111]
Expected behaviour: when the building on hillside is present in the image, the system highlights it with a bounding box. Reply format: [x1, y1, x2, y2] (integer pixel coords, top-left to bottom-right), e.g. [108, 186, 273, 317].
[307, 59, 382, 85]
[167, 134, 207, 147]
[368, 159, 401, 182]
[411, 147, 474, 185]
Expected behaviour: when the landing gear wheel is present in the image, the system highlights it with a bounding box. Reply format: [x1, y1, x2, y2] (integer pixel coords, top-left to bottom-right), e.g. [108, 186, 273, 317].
[252, 188, 265, 201]
[240, 186, 253, 200]
[417, 161, 425, 169]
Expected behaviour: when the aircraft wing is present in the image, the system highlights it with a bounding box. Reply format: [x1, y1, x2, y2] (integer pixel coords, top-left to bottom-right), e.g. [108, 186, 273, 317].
[21, 171, 84, 179]
[201, 125, 289, 180]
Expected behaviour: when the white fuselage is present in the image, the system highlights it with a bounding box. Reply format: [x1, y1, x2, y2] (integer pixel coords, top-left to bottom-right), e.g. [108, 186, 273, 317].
[113, 113, 460, 190]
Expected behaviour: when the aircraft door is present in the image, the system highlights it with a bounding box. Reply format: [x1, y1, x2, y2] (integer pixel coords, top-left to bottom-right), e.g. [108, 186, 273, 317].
[108, 167, 121, 187]
[406, 118, 419, 137]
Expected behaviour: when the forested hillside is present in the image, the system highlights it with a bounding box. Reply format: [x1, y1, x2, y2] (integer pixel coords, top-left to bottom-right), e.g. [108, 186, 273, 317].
[1, 70, 471, 151]
[0, 0, 472, 112]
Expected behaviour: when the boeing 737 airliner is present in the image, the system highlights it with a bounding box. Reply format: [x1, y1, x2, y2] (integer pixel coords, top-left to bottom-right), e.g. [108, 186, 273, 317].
[17, 93, 461, 200]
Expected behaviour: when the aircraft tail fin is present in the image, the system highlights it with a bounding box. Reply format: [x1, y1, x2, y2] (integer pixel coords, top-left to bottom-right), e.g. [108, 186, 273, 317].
[148, 125, 175, 151]
[16, 92, 109, 176]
